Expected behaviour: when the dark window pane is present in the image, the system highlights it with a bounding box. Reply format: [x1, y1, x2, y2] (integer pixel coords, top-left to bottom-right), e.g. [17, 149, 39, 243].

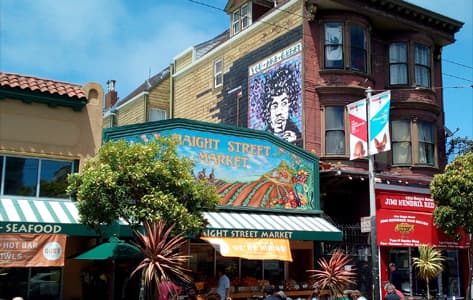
[30, 267, 62, 299]
[350, 25, 366, 72]
[4, 157, 38, 196]
[39, 160, 72, 198]
[351, 48, 366, 72]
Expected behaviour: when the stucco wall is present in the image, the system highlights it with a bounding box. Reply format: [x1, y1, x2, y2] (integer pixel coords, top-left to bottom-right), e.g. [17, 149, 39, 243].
[0, 82, 104, 170]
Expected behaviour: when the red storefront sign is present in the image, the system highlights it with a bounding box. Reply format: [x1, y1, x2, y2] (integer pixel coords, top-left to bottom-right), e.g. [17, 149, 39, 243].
[377, 190, 435, 213]
[377, 209, 433, 247]
[0, 234, 67, 267]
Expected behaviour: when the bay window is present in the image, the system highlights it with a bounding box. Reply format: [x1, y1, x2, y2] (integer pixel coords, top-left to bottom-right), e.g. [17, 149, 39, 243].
[391, 119, 436, 166]
[1, 155, 74, 198]
[415, 44, 431, 87]
[389, 43, 408, 85]
[391, 120, 412, 164]
[324, 22, 368, 72]
[325, 106, 345, 155]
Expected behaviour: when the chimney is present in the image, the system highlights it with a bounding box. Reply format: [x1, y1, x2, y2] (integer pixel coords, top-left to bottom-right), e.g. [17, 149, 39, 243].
[105, 80, 118, 110]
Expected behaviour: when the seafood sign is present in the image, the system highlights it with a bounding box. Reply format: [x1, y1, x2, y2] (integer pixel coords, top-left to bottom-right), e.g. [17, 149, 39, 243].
[124, 127, 317, 211]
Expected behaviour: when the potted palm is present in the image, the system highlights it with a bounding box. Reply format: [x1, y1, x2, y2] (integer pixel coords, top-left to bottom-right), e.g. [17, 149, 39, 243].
[131, 220, 192, 300]
[307, 249, 357, 299]
[412, 245, 444, 300]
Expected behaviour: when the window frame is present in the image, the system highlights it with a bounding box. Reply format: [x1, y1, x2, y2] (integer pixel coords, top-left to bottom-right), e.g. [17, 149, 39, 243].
[214, 58, 223, 88]
[148, 107, 167, 122]
[323, 21, 369, 73]
[323, 106, 347, 156]
[0, 155, 75, 199]
[388, 42, 408, 85]
[390, 119, 437, 167]
[231, 3, 251, 36]
[414, 43, 432, 88]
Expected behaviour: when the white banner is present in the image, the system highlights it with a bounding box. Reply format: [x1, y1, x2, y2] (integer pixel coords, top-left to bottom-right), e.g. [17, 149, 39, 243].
[347, 99, 368, 160]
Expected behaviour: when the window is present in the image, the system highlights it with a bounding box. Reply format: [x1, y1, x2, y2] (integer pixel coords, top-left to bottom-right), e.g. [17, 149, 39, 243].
[389, 43, 408, 85]
[324, 22, 368, 72]
[324, 23, 343, 69]
[350, 24, 367, 72]
[231, 4, 251, 36]
[415, 44, 431, 87]
[1, 155, 74, 198]
[391, 120, 412, 164]
[149, 108, 166, 121]
[214, 59, 223, 88]
[418, 121, 435, 165]
[325, 106, 345, 155]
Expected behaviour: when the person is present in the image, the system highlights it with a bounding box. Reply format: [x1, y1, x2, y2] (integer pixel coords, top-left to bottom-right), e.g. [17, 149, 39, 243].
[383, 283, 401, 300]
[185, 287, 198, 300]
[262, 65, 302, 145]
[388, 263, 402, 292]
[159, 280, 179, 300]
[216, 267, 230, 300]
[263, 285, 281, 300]
[351, 290, 367, 300]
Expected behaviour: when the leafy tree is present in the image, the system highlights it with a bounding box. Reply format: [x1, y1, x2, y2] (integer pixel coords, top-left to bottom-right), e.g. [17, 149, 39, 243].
[431, 151, 473, 298]
[446, 135, 473, 159]
[67, 137, 221, 235]
[412, 245, 444, 300]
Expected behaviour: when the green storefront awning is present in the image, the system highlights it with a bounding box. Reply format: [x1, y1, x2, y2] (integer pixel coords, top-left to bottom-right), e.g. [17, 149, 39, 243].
[0, 198, 130, 237]
[202, 211, 343, 241]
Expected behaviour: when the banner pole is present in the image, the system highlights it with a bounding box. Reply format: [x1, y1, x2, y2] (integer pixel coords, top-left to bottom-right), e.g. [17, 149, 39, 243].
[366, 87, 381, 300]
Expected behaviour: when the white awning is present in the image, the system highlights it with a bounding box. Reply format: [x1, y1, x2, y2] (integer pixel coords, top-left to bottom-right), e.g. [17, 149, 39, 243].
[203, 211, 342, 241]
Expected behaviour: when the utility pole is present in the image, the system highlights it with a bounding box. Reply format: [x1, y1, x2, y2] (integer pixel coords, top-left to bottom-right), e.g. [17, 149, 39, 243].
[366, 86, 380, 300]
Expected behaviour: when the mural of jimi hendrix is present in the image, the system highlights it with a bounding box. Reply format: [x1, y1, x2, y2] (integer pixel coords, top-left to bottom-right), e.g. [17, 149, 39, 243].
[248, 53, 302, 147]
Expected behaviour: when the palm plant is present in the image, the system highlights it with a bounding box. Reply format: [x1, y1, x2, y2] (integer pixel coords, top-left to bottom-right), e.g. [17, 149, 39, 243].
[307, 249, 357, 299]
[131, 220, 192, 300]
[412, 245, 444, 300]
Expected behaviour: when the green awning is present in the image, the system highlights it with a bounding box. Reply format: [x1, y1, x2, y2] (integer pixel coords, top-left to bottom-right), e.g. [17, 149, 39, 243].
[0, 198, 131, 237]
[202, 211, 343, 241]
[74, 236, 142, 260]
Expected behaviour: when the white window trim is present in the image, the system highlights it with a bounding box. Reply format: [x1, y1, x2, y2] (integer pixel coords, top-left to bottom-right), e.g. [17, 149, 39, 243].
[231, 3, 252, 36]
[214, 58, 223, 88]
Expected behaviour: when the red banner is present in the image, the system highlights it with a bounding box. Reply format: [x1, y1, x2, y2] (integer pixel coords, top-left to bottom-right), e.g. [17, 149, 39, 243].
[0, 234, 67, 267]
[376, 190, 435, 213]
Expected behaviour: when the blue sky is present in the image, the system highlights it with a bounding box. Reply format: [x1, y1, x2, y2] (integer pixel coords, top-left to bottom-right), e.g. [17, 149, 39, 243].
[1, 0, 472, 138]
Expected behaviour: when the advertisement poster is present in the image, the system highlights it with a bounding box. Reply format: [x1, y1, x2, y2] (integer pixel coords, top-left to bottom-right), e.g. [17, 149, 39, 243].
[377, 209, 432, 247]
[248, 42, 303, 146]
[347, 98, 368, 160]
[125, 127, 316, 211]
[0, 234, 66, 267]
[368, 91, 391, 155]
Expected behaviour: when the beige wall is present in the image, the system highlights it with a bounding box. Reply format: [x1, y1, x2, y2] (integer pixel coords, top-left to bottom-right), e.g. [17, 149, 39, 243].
[0, 82, 104, 170]
[115, 95, 146, 125]
[148, 76, 171, 112]
[172, 0, 303, 122]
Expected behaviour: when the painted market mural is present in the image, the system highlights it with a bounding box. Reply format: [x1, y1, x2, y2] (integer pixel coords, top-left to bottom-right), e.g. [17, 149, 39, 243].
[123, 127, 316, 211]
[248, 42, 303, 147]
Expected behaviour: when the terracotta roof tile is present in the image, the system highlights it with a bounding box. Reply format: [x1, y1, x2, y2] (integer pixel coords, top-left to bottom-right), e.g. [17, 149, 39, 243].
[0, 72, 87, 100]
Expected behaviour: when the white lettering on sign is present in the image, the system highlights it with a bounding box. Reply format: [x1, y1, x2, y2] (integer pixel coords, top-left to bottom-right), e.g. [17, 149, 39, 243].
[201, 229, 293, 239]
[4, 223, 62, 234]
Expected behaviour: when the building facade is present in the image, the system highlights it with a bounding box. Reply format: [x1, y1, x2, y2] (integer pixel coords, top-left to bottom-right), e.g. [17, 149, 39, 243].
[0, 72, 113, 300]
[103, 0, 466, 298]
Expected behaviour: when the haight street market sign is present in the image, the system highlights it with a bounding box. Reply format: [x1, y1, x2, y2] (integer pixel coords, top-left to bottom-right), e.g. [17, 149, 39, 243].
[103, 119, 320, 211]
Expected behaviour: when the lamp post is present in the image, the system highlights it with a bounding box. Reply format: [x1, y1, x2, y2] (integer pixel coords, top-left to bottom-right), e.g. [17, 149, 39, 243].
[366, 87, 380, 300]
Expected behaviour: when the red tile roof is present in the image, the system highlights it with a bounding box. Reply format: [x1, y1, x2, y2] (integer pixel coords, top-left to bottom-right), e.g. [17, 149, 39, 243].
[0, 72, 87, 99]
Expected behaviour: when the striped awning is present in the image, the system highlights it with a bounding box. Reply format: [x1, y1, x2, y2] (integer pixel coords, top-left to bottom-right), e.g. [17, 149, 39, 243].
[203, 211, 342, 241]
[0, 198, 129, 237]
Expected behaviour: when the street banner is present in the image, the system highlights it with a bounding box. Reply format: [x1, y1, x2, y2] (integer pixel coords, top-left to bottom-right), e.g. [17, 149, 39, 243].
[0, 234, 66, 267]
[347, 98, 368, 160]
[368, 91, 391, 155]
